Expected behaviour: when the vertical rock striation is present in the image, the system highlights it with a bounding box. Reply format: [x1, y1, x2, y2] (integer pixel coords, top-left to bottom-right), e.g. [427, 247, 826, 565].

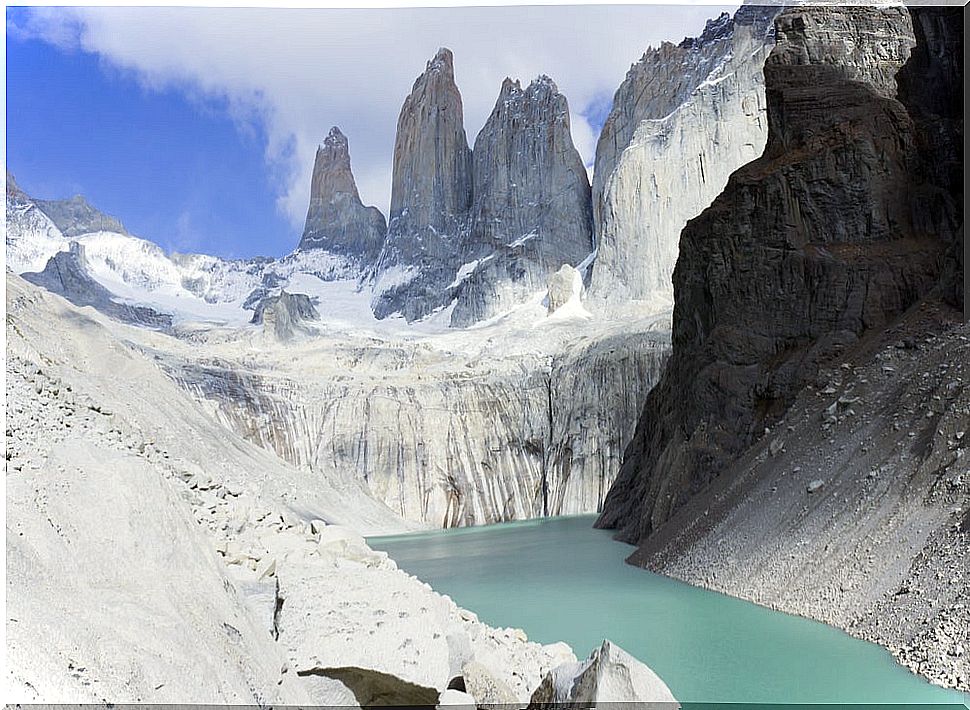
[589, 5, 779, 308]
[597, 6, 962, 544]
[449, 76, 594, 327]
[370, 49, 593, 326]
[299, 127, 387, 266]
[372, 48, 473, 321]
[163, 332, 669, 528]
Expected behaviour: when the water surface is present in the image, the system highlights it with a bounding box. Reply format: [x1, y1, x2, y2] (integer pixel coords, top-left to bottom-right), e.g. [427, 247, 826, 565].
[370, 515, 968, 708]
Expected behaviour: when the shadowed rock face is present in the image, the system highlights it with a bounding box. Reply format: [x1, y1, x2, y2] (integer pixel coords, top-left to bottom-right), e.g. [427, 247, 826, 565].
[372, 48, 474, 321]
[590, 5, 779, 307]
[35, 194, 129, 238]
[449, 76, 593, 327]
[597, 6, 962, 543]
[299, 127, 387, 265]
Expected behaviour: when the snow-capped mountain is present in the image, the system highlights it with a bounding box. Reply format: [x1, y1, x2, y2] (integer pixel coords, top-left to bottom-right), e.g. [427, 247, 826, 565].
[6, 174, 373, 328]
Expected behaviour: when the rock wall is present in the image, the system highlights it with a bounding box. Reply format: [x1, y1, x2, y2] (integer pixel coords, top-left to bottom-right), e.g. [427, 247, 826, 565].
[450, 76, 594, 327]
[298, 126, 387, 266]
[597, 5, 961, 544]
[371, 49, 594, 326]
[590, 5, 779, 308]
[372, 48, 474, 321]
[165, 333, 668, 528]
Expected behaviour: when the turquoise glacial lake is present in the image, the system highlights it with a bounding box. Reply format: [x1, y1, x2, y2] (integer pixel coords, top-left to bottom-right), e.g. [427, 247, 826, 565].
[370, 515, 968, 708]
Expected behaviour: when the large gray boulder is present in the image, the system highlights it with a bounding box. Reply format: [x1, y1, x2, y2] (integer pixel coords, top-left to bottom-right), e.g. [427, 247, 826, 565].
[528, 640, 678, 708]
[249, 289, 320, 341]
[298, 126, 386, 266]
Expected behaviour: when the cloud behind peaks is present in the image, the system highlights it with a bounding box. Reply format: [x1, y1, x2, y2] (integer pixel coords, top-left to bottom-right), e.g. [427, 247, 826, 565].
[11, 4, 738, 229]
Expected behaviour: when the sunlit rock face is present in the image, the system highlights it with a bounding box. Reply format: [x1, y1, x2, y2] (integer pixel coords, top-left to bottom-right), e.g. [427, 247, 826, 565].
[449, 76, 594, 328]
[590, 5, 779, 309]
[372, 48, 474, 322]
[298, 126, 387, 267]
[370, 49, 593, 327]
[596, 5, 963, 544]
[164, 331, 668, 528]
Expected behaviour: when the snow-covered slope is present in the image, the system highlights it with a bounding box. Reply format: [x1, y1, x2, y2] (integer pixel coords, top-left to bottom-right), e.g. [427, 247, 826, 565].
[5, 172, 70, 273]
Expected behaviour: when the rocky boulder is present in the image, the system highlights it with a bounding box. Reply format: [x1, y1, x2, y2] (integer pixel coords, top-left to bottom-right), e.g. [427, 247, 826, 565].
[546, 264, 582, 315]
[249, 290, 320, 341]
[528, 640, 678, 708]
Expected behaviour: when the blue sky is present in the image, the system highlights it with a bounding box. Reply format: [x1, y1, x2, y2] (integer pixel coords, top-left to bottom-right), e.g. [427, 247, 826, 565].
[7, 17, 296, 258]
[6, 5, 736, 260]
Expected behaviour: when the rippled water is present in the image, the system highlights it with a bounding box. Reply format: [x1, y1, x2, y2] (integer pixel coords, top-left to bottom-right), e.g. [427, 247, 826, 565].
[370, 515, 968, 708]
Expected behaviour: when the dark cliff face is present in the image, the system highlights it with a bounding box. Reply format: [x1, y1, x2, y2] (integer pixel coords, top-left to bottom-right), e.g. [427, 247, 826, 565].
[597, 6, 963, 543]
[299, 127, 387, 264]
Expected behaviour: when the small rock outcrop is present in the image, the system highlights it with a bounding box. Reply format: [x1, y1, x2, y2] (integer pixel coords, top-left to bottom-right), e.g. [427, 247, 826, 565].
[35, 193, 129, 238]
[249, 290, 320, 341]
[298, 126, 387, 266]
[597, 6, 960, 543]
[589, 5, 779, 308]
[545, 264, 582, 315]
[449, 76, 593, 326]
[372, 48, 473, 321]
[528, 640, 678, 708]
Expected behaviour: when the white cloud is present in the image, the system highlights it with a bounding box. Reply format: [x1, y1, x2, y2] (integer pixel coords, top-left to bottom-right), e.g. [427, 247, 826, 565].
[12, 4, 738, 229]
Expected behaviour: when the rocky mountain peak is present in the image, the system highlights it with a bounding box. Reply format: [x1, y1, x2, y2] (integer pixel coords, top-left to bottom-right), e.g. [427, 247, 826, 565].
[449, 71, 592, 326]
[425, 47, 455, 78]
[34, 192, 129, 238]
[387, 46, 472, 227]
[371, 47, 474, 321]
[310, 126, 357, 199]
[298, 126, 386, 262]
[679, 11, 733, 49]
[588, 3, 780, 307]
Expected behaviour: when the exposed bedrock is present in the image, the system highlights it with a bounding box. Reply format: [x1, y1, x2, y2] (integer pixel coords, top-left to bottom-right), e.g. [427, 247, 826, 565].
[372, 48, 474, 322]
[165, 332, 669, 527]
[371, 48, 593, 326]
[298, 126, 387, 266]
[589, 5, 779, 308]
[249, 289, 321, 342]
[449, 76, 594, 327]
[597, 4, 963, 543]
